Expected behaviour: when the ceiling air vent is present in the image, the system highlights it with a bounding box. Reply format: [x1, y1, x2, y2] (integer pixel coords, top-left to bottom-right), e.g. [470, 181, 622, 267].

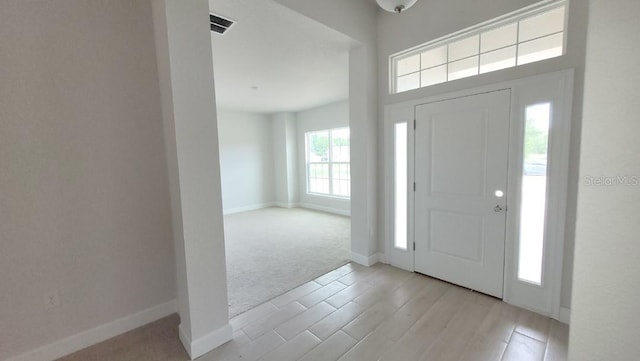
[210, 13, 235, 34]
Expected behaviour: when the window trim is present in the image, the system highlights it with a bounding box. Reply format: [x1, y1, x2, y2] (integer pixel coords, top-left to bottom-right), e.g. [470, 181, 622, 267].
[390, 0, 568, 94]
[305, 127, 351, 199]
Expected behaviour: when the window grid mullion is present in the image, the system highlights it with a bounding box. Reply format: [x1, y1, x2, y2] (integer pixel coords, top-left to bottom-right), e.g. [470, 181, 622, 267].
[479, 43, 517, 57]
[420, 62, 447, 72]
[518, 30, 564, 47]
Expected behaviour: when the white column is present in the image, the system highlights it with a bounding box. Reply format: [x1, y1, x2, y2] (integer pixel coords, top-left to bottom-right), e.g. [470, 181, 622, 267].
[285, 115, 299, 205]
[151, 0, 231, 359]
[272, 112, 298, 207]
[349, 45, 379, 266]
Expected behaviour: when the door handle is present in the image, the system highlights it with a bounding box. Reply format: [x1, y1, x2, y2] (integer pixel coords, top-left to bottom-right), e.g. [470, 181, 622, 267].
[494, 205, 504, 212]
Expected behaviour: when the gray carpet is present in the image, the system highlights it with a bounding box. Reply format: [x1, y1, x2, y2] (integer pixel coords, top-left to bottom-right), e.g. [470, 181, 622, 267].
[224, 207, 350, 317]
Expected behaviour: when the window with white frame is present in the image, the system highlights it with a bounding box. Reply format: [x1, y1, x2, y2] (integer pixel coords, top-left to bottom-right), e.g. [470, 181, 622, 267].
[391, 0, 567, 93]
[305, 128, 350, 198]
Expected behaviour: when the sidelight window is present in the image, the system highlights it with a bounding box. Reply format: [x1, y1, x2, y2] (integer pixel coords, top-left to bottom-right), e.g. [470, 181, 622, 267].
[518, 103, 551, 285]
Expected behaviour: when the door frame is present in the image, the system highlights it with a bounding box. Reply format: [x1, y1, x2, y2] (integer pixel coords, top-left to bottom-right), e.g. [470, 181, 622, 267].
[384, 69, 574, 320]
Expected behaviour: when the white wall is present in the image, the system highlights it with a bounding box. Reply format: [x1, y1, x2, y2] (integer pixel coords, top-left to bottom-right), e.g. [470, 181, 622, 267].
[376, 0, 589, 309]
[217, 111, 275, 213]
[217, 105, 353, 216]
[569, 0, 640, 359]
[0, 1, 176, 359]
[296, 100, 351, 215]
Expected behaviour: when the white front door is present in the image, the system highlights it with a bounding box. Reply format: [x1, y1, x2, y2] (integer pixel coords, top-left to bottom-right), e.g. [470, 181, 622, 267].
[414, 90, 510, 298]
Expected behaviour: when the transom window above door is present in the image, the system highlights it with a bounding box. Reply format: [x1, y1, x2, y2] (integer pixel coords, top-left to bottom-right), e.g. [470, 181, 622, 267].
[305, 128, 351, 198]
[390, 0, 567, 94]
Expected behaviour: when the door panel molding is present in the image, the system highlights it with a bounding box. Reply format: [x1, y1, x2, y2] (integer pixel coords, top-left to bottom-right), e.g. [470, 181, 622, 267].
[429, 209, 485, 263]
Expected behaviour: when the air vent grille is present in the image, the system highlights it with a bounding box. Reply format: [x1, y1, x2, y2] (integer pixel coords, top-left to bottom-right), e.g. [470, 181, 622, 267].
[210, 13, 234, 34]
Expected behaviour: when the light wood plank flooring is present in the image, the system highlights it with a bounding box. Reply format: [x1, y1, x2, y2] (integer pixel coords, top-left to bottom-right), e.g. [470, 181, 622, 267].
[59, 263, 568, 361]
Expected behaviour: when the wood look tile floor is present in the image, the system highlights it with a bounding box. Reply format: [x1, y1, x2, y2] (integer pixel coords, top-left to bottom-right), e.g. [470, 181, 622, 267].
[58, 263, 568, 361]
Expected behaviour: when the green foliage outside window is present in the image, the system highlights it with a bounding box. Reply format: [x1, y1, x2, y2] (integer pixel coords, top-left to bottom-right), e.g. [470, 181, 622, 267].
[310, 134, 329, 158]
[524, 120, 548, 160]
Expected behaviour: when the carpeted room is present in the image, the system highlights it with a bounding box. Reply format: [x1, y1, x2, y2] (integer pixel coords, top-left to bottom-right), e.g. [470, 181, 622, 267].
[216, 102, 354, 318]
[211, 2, 354, 317]
[224, 207, 350, 317]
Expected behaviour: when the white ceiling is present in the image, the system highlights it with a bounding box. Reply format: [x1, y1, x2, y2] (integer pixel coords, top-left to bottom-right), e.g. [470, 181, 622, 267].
[209, 0, 353, 114]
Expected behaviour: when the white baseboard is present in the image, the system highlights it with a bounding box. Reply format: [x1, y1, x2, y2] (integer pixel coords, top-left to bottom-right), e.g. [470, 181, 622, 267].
[376, 252, 388, 264]
[351, 252, 383, 267]
[299, 203, 351, 217]
[6, 300, 177, 361]
[273, 202, 299, 209]
[223, 203, 275, 215]
[223, 202, 351, 217]
[179, 323, 232, 360]
[559, 306, 571, 324]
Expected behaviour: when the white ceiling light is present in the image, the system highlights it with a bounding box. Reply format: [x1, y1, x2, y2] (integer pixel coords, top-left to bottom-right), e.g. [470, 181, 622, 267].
[376, 0, 418, 13]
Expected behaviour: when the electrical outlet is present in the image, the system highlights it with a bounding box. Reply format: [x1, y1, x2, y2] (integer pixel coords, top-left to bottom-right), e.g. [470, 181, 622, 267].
[44, 291, 60, 309]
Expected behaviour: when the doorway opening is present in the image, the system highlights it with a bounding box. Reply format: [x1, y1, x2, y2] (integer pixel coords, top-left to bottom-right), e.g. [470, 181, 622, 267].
[209, 0, 353, 317]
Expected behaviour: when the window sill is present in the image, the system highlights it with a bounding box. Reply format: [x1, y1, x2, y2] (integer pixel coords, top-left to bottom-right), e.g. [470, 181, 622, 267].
[306, 192, 351, 201]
